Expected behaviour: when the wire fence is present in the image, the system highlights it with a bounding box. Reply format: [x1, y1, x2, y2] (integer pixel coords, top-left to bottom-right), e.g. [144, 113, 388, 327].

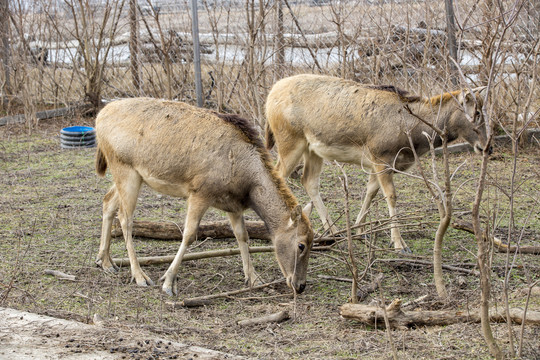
[1, 0, 539, 131]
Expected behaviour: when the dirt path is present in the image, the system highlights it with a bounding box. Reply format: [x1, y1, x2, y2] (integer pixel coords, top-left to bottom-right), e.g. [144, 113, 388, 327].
[0, 307, 241, 360]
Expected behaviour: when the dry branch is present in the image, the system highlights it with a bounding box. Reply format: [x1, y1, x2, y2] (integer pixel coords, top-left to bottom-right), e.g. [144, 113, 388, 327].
[43, 269, 76, 281]
[452, 220, 540, 255]
[376, 258, 480, 276]
[318, 275, 353, 283]
[357, 273, 384, 301]
[167, 280, 284, 307]
[111, 219, 270, 241]
[112, 246, 274, 267]
[237, 311, 290, 326]
[340, 301, 540, 329]
[402, 294, 429, 309]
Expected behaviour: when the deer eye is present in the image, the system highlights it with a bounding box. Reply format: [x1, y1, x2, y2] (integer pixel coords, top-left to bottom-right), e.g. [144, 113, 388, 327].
[298, 243, 306, 253]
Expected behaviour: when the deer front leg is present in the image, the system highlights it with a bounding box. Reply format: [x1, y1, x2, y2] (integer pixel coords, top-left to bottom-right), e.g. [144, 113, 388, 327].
[160, 198, 208, 296]
[228, 212, 262, 286]
[376, 169, 411, 253]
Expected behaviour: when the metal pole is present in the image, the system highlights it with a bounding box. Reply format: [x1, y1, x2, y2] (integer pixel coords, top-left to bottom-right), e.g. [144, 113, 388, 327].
[190, 0, 203, 107]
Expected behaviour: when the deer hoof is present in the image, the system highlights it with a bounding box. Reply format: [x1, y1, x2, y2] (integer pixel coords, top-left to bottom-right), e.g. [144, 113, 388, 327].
[245, 277, 264, 287]
[160, 274, 177, 297]
[95, 258, 119, 273]
[398, 247, 413, 254]
[133, 275, 154, 287]
[162, 284, 177, 297]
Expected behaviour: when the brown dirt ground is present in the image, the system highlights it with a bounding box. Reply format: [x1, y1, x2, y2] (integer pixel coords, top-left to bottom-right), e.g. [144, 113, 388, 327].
[1, 113, 539, 359]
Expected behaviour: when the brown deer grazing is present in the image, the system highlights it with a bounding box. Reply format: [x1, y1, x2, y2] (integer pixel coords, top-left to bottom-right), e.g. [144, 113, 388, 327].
[95, 98, 313, 296]
[265, 74, 489, 252]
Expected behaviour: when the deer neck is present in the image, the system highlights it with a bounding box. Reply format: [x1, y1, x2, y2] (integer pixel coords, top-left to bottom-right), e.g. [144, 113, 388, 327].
[248, 172, 295, 237]
[406, 99, 456, 154]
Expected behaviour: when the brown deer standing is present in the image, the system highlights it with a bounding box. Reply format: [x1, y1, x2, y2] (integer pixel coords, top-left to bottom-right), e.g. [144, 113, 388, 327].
[95, 98, 313, 296]
[265, 74, 489, 252]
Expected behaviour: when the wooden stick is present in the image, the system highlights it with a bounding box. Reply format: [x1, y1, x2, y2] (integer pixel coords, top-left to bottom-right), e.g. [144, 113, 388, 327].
[452, 220, 540, 255]
[111, 219, 270, 241]
[43, 269, 76, 281]
[176, 299, 213, 307]
[112, 246, 274, 267]
[237, 311, 290, 326]
[402, 294, 429, 309]
[375, 258, 480, 276]
[340, 301, 540, 329]
[167, 280, 284, 308]
[357, 273, 385, 301]
[318, 275, 353, 283]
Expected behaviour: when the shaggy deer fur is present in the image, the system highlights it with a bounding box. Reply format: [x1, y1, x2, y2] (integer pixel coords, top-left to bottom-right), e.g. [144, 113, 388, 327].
[265, 74, 489, 252]
[95, 98, 313, 296]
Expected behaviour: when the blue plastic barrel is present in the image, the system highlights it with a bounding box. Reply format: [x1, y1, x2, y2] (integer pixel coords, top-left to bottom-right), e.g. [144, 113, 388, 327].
[60, 126, 96, 149]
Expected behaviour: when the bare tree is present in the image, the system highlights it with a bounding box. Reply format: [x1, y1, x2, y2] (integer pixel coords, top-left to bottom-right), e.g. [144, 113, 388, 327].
[444, 0, 458, 84]
[64, 0, 126, 110]
[0, 0, 11, 103]
[273, 0, 285, 77]
[470, 2, 525, 358]
[129, 0, 140, 93]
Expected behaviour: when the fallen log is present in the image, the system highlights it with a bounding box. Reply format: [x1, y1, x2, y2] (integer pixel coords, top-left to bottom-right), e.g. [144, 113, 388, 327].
[112, 246, 274, 267]
[237, 311, 290, 326]
[340, 300, 540, 329]
[111, 219, 270, 241]
[0, 103, 92, 126]
[452, 220, 540, 255]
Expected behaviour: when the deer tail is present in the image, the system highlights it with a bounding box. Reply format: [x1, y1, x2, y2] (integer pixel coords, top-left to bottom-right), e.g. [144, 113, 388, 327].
[95, 147, 108, 177]
[265, 122, 275, 150]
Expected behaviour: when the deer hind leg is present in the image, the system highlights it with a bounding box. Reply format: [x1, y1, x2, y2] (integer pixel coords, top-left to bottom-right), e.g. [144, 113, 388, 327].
[228, 211, 262, 286]
[113, 166, 153, 286]
[96, 185, 120, 272]
[374, 166, 410, 253]
[302, 151, 338, 233]
[161, 196, 209, 296]
[354, 173, 380, 235]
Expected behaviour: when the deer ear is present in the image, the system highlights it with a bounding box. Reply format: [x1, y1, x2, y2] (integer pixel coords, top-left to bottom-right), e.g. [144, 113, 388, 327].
[459, 86, 487, 106]
[472, 86, 487, 97]
[458, 89, 474, 105]
[291, 204, 303, 225]
[302, 202, 313, 217]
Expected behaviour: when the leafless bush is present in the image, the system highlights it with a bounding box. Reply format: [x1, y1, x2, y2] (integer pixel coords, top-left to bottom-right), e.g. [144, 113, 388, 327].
[2, 0, 537, 122]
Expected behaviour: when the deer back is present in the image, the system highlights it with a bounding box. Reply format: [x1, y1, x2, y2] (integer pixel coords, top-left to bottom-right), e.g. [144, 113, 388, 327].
[96, 98, 266, 212]
[266, 74, 488, 169]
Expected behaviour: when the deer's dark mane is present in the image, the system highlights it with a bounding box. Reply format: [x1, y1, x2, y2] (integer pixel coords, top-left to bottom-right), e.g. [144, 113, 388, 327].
[213, 112, 299, 211]
[363, 84, 421, 102]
